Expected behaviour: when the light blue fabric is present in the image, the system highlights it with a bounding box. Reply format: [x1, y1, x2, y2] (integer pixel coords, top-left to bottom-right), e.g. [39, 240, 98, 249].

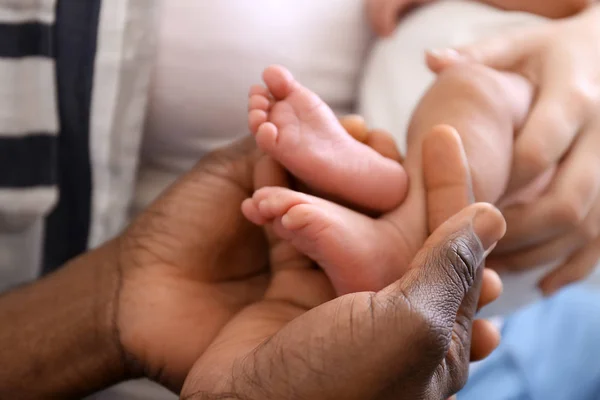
[460, 285, 600, 400]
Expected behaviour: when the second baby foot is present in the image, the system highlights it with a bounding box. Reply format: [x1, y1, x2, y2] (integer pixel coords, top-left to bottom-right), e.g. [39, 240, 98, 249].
[248, 65, 408, 212]
[242, 186, 409, 295]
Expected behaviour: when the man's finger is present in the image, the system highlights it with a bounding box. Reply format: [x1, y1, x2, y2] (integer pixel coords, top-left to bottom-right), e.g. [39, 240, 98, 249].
[239, 205, 504, 400]
[339, 114, 369, 143]
[479, 269, 503, 310]
[339, 115, 404, 163]
[375, 203, 505, 397]
[190, 136, 260, 192]
[365, 129, 404, 163]
[254, 153, 289, 190]
[423, 125, 474, 233]
[251, 154, 335, 307]
[470, 319, 501, 362]
[380, 203, 506, 341]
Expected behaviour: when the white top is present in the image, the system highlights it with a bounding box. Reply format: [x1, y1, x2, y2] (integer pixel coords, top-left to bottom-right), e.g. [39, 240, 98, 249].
[135, 0, 372, 213]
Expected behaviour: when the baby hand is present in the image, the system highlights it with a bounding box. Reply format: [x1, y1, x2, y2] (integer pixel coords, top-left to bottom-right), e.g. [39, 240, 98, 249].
[367, 0, 435, 37]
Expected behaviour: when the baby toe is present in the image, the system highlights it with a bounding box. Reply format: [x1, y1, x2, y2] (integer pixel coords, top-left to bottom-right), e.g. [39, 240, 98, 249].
[248, 109, 268, 133]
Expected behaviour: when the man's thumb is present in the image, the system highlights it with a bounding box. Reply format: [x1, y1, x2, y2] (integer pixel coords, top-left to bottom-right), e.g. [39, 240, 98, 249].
[312, 203, 507, 398]
[380, 203, 506, 333]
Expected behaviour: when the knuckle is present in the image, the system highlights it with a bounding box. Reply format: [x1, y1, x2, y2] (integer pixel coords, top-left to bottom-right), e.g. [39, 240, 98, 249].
[579, 220, 600, 242]
[440, 236, 480, 294]
[409, 306, 452, 360]
[382, 288, 451, 360]
[552, 197, 588, 228]
[445, 348, 470, 393]
[420, 234, 481, 306]
[566, 83, 596, 114]
[515, 138, 554, 176]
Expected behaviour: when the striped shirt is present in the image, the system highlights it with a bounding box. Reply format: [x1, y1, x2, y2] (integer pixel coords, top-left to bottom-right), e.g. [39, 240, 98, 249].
[0, 0, 156, 290]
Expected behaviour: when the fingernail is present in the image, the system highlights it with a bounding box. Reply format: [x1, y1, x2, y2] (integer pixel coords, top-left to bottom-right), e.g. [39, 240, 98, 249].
[427, 47, 461, 60]
[472, 206, 506, 253]
[483, 243, 497, 259]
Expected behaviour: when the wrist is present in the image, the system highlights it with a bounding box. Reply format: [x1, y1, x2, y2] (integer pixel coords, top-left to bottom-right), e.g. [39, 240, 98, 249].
[49, 240, 131, 395]
[49, 241, 130, 396]
[0, 240, 129, 398]
[80, 240, 134, 386]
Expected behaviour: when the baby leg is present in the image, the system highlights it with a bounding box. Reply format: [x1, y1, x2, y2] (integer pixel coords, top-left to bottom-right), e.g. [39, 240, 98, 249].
[248, 65, 408, 212]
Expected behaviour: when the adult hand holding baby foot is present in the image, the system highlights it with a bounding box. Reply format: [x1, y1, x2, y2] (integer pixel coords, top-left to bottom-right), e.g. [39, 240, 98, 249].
[246, 119, 504, 363]
[427, 5, 600, 294]
[0, 132, 501, 399]
[185, 169, 506, 400]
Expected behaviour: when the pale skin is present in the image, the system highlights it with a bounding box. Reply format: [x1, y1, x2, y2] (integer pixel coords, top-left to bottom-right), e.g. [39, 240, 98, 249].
[247, 71, 408, 212]
[427, 4, 600, 292]
[244, 63, 540, 301]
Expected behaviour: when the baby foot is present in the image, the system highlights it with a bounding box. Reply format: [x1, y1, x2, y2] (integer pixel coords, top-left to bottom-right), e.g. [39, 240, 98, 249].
[242, 186, 406, 295]
[248, 65, 408, 212]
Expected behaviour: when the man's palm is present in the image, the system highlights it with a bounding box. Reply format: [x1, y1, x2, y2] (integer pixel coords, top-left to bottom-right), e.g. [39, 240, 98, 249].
[117, 140, 270, 390]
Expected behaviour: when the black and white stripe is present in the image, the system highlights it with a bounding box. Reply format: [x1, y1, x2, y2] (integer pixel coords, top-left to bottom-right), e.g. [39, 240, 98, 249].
[0, 0, 99, 273]
[43, 0, 101, 272]
[0, 0, 58, 229]
[0, 21, 53, 57]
